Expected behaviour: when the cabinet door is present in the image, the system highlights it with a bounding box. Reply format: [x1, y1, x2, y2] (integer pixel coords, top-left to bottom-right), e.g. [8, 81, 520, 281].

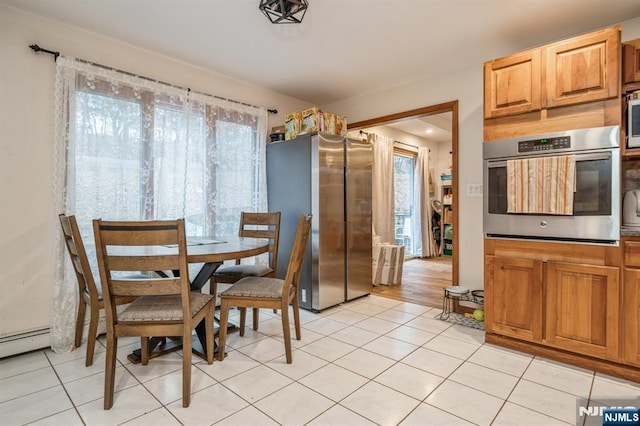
[545, 262, 619, 360]
[484, 49, 542, 118]
[545, 27, 620, 109]
[624, 268, 640, 366]
[485, 255, 543, 341]
[623, 39, 640, 84]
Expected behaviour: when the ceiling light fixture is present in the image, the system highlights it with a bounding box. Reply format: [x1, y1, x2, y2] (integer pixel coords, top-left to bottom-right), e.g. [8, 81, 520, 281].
[426, 128, 434, 134]
[259, 0, 309, 24]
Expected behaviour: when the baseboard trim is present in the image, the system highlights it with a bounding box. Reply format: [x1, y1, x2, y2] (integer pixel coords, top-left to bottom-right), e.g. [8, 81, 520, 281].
[485, 332, 640, 383]
[0, 328, 50, 358]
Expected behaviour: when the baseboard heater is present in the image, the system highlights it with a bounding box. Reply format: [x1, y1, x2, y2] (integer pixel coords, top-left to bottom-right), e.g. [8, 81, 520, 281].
[0, 327, 50, 359]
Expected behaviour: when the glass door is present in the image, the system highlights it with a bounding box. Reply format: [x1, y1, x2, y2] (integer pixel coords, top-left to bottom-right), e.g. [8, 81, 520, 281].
[394, 153, 416, 257]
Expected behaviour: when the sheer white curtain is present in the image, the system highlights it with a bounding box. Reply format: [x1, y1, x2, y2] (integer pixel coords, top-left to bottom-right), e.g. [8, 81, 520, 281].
[370, 133, 395, 244]
[413, 147, 437, 257]
[51, 57, 268, 352]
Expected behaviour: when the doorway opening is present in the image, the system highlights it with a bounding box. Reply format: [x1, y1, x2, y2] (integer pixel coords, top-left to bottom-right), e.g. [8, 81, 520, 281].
[348, 101, 459, 307]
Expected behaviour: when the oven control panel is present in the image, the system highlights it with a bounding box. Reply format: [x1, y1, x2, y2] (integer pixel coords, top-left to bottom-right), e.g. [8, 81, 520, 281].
[518, 136, 571, 153]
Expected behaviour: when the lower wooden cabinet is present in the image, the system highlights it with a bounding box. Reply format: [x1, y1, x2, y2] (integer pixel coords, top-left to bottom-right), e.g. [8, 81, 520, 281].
[485, 255, 543, 341]
[486, 255, 620, 361]
[545, 261, 620, 360]
[623, 268, 640, 366]
[484, 238, 625, 371]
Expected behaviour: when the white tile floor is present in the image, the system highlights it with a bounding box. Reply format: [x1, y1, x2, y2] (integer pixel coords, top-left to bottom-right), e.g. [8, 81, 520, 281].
[2, 294, 640, 425]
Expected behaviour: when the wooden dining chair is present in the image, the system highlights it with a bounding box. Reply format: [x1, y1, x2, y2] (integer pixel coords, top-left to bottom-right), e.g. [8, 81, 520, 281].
[210, 211, 281, 330]
[58, 214, 137, 367]
[93, 218, 215, 409]
[217, 214, 312, 363]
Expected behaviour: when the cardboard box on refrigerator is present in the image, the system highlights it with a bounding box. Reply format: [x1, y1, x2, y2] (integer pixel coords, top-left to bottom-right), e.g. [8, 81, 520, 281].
[323, 112, 348, 137]
[285, 107, 348, 138]
[322, 111, 336, 134]
[335, 114, 347, 136]
[300, 107, 322, 134]
[284, 112, 301, 140]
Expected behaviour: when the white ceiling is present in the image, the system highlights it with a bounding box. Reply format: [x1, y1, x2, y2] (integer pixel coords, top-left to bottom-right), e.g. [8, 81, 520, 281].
[386, 113, 452, 144]
[3, 0, 640, 105]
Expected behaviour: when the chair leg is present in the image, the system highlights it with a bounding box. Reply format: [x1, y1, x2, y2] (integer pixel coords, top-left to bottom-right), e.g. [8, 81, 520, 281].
[252, 308, 259, 331]
[292, 295, 302, 340]
[239, 307, 247, 337]
[85, 304, 99, 367]
[281, 303, 292, 364]
[209, 278, 218, 298]
[103, 334, 117, 410]
[182, 329, 191, 407]
[141, 337, 149, 366]
[205, 307, 214, 364]
[218, 300, 230, 362]
[74, 298, 87, 349]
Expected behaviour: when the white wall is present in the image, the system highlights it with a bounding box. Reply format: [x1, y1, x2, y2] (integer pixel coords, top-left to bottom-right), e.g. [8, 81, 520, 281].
[0, 5, 310, 342]
[322, 16, 640, 292]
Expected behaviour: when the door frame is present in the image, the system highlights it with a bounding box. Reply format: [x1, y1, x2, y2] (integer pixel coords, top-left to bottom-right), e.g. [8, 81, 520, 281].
[348, 100, 459, 287]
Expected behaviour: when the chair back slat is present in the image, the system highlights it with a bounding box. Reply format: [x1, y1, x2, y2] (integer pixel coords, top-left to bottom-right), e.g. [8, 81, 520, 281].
[107, 254, 181, 272]
[239, 229, 274, 239]
[97, 224, 180, 246]
[110, 278, 182, 296]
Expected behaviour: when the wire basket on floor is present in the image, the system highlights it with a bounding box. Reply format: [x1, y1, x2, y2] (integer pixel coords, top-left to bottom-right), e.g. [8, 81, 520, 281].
[436, 311, 484, 330]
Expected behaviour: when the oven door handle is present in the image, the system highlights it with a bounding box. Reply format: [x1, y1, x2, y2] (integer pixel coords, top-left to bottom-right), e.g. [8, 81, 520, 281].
[486, 152, 611, 168]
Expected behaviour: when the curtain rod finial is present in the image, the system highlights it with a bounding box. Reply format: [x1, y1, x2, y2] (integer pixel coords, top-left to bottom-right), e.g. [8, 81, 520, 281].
[29, 44, 60, 61]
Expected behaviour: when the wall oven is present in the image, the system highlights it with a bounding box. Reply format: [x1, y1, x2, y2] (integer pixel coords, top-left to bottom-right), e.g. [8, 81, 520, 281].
[483, 125, 620, 244]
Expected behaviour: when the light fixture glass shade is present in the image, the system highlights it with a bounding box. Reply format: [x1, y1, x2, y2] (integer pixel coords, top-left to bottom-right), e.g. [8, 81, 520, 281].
[259, 0, 309, 24]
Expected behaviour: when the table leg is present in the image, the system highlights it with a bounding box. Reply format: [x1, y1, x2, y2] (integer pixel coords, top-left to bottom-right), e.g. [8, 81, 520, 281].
[191, 262, 222, 291]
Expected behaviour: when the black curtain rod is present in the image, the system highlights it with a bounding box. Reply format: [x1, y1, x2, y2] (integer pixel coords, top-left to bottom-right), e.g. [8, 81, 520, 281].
[359, 130, 430, 152]
[29, 44, 278, 115]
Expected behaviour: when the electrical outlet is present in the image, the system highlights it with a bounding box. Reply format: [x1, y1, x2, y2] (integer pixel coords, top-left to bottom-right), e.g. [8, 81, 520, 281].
[301, 289, 307, 303]
[466, 183, 483, 196]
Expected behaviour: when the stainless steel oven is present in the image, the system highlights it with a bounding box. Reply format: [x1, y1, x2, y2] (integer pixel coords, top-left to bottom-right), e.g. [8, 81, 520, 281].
[483, 126, 620, 244]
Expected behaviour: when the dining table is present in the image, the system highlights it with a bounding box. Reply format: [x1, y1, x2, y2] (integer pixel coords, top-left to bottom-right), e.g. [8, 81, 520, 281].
[126, 235, 270, 363]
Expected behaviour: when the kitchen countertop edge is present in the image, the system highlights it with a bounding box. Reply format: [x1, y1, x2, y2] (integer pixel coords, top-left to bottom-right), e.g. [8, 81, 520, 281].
[621, 227, 640, 236]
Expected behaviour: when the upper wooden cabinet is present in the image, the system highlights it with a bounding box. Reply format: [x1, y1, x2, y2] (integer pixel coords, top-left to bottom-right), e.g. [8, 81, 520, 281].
[484, 50, 541, 118]
[545, 28, 620, 108]
[623, 38, 640, 85]
[484, 26, 620, 119]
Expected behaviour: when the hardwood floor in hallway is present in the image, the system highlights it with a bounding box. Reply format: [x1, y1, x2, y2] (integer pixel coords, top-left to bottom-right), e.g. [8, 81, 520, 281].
[370, 256, 452, 308]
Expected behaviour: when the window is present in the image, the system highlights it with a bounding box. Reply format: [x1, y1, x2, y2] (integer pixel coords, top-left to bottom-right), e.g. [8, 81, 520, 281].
[393, 152, 416, 256]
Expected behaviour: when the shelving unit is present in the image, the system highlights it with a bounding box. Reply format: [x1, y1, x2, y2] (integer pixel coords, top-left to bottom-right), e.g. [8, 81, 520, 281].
[441, 183, 453, 256]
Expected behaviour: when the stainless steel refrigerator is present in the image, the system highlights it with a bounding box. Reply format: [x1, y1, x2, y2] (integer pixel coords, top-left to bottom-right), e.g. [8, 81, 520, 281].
[266, 132, 372, 311]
